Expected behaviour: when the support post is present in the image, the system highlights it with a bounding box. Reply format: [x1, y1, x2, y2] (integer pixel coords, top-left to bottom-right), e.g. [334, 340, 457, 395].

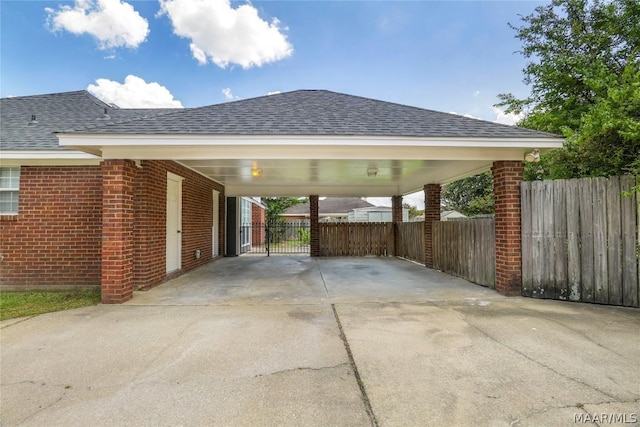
[424, 184, 441, 268]
[101, 160, 136, 304]
[492, 160, 525, 296]
[392, 195, 403, 256]
[310, 195, 319, 256]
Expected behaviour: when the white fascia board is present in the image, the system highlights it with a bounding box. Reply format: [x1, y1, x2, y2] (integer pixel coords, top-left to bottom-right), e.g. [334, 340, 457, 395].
[98, 145, 552, 162]
[0, 150, 102, 166]
[226, 183, 401, 197]
[58, 134, 564, 149]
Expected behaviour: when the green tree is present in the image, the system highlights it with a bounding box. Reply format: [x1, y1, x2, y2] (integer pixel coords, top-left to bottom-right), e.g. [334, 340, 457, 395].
[403, 203, 424, 220]
[262, 197, 307, 223]
[496, 0, 640, 181]
[441, 172, 494, 217]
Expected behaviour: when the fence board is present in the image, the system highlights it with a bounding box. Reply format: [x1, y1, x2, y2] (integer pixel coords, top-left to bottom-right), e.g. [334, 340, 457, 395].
[522, 175, 638, 307]
[397, 222, 425, 264]
[621, 176, 639, 307]
[579, 178, 595, 302]
[592, 177, 609, 304]
[531, 181, 545, 297]
[542, 180, 556, 298]
[607, 176, 623, 305]
[432, 219, 495, 288]
[319, 223, 392, 257]
[521, 182, 534, 296]
[566, 179, 581, 301]
[553, 180, 568, 300]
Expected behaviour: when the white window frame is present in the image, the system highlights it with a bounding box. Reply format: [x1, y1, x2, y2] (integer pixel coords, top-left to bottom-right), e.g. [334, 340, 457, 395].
[0, 167, 20, 215]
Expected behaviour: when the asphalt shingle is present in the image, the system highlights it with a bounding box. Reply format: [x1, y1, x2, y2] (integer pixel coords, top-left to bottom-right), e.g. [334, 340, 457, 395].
[1, 90, 561, 152]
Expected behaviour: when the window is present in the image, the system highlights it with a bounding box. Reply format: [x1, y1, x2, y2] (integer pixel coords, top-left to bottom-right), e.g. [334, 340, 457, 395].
[0, 167, 20, 215]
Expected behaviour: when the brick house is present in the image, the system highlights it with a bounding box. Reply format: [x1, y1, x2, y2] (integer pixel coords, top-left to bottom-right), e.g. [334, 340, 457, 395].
[0, 89, 563, 303]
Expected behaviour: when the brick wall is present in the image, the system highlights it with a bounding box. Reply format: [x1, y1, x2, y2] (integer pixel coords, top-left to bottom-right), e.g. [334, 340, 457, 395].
[102, 160, 136, 303]
[134, 161, 225, 290]
[251, 202, 266, 244]
[492, 160, 524, 296]
[0, 161, 225, 296]
[424, 184, 441, 268]
[392, 195, 403, 256]
[0, 166, 102, 288]
[309, 195, 319, 256]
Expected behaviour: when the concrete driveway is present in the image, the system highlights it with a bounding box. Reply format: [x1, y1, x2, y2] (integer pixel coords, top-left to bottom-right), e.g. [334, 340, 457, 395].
[1, 256, 639, 426]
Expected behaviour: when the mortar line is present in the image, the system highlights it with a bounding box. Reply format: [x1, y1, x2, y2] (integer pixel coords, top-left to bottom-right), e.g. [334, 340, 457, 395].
[331, 303, 379, 427]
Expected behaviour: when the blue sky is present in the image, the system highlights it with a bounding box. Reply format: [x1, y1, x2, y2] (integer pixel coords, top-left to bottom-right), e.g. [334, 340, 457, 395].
[1, 0, 543, 124]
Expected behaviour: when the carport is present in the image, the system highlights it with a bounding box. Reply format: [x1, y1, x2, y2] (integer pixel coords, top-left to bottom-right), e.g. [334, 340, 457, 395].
[57, 90, 563, 303]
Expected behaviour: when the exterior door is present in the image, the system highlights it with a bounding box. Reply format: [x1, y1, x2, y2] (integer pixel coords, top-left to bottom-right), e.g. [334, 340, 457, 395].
[166, 173, 182, 273]
[212, 190, 219, 257]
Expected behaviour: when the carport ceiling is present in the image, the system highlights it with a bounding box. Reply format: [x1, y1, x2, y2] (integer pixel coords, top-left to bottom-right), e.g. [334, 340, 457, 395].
[58, 90, 563, 197]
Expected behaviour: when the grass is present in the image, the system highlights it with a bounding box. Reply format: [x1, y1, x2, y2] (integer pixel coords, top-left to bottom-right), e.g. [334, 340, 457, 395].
[0, 290, 101, 321]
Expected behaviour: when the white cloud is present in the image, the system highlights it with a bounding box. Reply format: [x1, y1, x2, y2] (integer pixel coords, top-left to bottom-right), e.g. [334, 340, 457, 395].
[267, 91, 281, 96]
[158, 0, 293, 69]
[492, 106, 523, 126]
[87, 75, 183, 108]
[46, 0, 149, 49]
[449, 111, 482, 120]
[473, 90, 481, 97]
[222, 88, 239, 100]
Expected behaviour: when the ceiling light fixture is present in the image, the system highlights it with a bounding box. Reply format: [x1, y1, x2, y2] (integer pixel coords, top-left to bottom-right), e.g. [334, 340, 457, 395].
[524, 149, 541, 163]
[251, 168, 263, 177]
[367, 167, 378, 177]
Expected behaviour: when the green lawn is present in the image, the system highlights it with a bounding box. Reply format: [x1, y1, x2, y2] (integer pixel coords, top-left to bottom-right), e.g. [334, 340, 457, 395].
[0, 290, 101, 321]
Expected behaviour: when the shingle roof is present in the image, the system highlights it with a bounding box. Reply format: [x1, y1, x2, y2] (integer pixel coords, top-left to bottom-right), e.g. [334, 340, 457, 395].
[284, 197, 374, 215]
[2, 90, 561, 153]
[0, 91, 180, 151]
[83, 90, 559, 139]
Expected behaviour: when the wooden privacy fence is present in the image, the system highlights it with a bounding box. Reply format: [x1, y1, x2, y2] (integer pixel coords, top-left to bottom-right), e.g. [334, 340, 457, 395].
[396, 222, 425, 264]
[319, 223, 393, 256]
[521, 175, 639, 307]
[432, 219, 496, 288]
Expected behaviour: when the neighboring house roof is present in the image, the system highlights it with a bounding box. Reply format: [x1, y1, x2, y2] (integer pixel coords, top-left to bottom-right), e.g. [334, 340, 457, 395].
[283, 197, 374, 215]
[65, 89, 559, 139]
[0, 91, 180, 151]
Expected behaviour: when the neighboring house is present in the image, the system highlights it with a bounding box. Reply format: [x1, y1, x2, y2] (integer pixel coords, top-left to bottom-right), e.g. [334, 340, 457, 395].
[282, 197, 373, 222]
[0, 89, 563, 303]
[441, 210, 468, 221]
[348, 206, 409, 222]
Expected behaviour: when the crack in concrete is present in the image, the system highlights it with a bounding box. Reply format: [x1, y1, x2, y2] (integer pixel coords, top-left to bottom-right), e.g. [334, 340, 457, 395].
[331, 304, 379, 427]
[457, 313, 619, 402]
[0, 315, 36, 329]
[253, 362, 351, 378]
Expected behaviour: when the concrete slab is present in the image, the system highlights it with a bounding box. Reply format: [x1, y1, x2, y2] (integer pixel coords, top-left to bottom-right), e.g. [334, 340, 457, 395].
[2, 256, 638, 426]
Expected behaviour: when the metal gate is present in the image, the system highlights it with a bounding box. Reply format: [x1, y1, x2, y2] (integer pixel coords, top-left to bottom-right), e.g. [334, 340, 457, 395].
[240, 220, 310, 255]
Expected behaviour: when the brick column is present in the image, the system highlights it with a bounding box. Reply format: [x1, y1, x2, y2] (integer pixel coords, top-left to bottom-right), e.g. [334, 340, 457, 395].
[101, 160, 136, 304]
[492, 161, 524, 296]
[309, 195, 319, 257]
[424, 184, 441, 268]
[391, 195, 403, 256]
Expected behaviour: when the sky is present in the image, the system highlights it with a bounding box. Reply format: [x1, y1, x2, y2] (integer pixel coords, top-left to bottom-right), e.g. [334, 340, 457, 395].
[0, 0, 545, 207]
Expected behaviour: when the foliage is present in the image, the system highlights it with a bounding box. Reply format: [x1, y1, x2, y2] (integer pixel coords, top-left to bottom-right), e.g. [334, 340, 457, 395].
[497, 0, 640, 182]
[441, 172, 494, 217]
[0, 290, 101, 321]
[403, 203, 424, 219]
[262, 197, 307, 223]
[297, 228, 311, 245]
